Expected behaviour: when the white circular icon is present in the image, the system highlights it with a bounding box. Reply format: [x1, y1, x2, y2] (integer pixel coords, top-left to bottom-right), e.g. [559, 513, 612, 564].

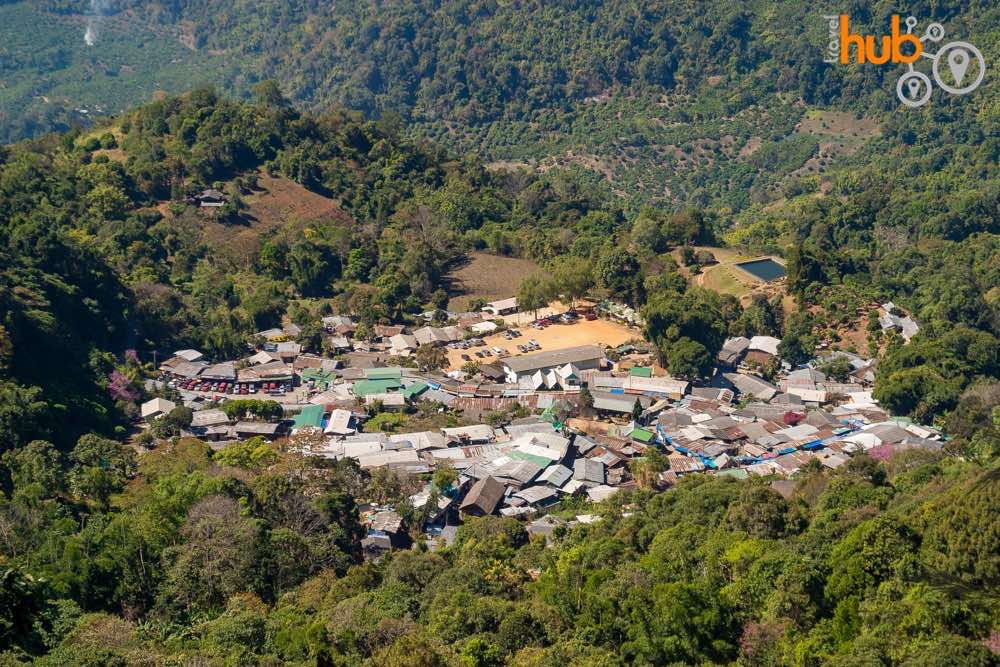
[932, 41, 985, 95]
[922, 22, 945, 43]
[897, 70, 933, 107]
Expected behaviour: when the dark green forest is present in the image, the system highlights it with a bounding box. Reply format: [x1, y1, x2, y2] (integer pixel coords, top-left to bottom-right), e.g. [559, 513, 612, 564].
[4, 436, 999, 666]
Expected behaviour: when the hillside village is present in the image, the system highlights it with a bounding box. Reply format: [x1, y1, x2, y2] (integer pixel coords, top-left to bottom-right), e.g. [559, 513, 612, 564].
[142, 295, 937, 557]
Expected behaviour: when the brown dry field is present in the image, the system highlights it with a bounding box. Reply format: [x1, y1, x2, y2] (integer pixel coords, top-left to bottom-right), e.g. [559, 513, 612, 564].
[446, 252, 541, 310]
[446, 315, 639, 371]
[198, 173, 353, 264]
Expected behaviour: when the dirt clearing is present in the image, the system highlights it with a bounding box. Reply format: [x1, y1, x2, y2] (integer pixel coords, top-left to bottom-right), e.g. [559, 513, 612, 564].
[446, 316, 639, 371]
[446, 252, 541, 310]
[198, 173, 353, 264]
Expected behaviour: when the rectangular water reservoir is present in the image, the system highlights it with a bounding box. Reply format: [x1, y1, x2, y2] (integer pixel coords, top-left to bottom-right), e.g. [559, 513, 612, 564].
[735, 258, 786, 282]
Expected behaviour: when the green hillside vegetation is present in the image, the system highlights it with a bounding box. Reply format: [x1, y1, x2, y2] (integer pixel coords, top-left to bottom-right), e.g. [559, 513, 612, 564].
[3, 1, 998, 214]
[0, 2, 999, 660]
[2, 436, 998, 665]
[0, 89, 997, 664]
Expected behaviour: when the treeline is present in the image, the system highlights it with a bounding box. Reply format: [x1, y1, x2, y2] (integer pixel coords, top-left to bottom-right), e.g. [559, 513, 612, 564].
[2, 438, 997, 665]
[94, 0, 997, 126]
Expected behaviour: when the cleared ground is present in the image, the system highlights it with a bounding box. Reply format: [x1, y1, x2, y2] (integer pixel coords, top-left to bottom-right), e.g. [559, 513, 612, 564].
[198, 173, 353, 264]
[446, 252, 541, 311]
[678, 246, 788, 305]
[446, 313, 639, 371]
[678, 246, 754, 299]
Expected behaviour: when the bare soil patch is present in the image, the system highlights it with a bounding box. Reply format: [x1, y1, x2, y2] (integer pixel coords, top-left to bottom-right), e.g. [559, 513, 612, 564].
[446, 315, 639, 371]
[199, 173, 352, 263]
[446, 252, 541, 311]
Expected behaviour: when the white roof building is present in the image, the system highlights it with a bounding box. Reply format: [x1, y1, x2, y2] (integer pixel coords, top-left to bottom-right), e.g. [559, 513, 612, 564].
[586, 485, 620, 503]
[324, 409, 356, 436]
[141, 397, 176, 420]
[365, 393, 406, 409]
[442, 424, 496, 444]
[248, 350, 278, 365]
[482, 297, 518, 315]
[748, 336, 782, 356]
[389, 333, 418, 355]
[469, 321, 499, 334]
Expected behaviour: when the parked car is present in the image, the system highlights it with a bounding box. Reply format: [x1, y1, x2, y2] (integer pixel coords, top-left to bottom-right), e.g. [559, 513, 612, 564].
[461, 354, 472, 361]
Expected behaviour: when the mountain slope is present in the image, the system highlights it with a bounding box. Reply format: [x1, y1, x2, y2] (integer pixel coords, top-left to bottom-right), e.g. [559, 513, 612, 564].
[3, 0, 998, 214]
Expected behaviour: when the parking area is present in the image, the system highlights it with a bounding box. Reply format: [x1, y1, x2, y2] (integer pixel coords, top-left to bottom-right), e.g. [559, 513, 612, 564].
[445, 315, 639, 371]
[167, 377, 308, 403]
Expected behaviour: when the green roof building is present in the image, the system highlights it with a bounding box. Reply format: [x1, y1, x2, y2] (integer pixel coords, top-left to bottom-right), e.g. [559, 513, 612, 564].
[292, 404, 325, 429]
[402, 382, 429, 400]
[301, 368, 337, 390]
[629, 366, 653, 378]
[353, 378, 402, 396]
[629, 427, 655, 443]
[365, 367, 403, 381]
[508, 450, 553, 468]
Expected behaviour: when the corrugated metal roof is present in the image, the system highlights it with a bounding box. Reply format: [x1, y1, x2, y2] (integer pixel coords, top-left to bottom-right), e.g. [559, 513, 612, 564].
[353, 379, 402, 396]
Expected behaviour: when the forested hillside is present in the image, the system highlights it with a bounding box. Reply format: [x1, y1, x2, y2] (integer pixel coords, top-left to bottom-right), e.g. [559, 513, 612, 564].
[0, 2, 999, 663]
[0, 85, 998, 665]
[4, 1, 999, 212]
[4, 436, 999, 665]
[0, 82, 996, 448]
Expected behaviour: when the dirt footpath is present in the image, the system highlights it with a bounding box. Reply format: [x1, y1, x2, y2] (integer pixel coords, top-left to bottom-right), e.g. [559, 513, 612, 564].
[446, 317, 640, 371]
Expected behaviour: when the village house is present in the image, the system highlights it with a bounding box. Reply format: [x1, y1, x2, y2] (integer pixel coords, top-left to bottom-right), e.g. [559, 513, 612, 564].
[717, 336, 751, 367]
[362, 510, 411, 558]
[141, 397, 176, 421]
[481, 297, 518, 316]
[413, 325, 463, 347]
[502, 345, 606, 384]
[190, 188, 227, 208]
[460, 476, 506, 516]
[878, 302, 919, 341]
[234, 421, 284, 441]
[744, 336, 781, 366]
[173, 349, 204, 362]
[389, 333, 418, 356]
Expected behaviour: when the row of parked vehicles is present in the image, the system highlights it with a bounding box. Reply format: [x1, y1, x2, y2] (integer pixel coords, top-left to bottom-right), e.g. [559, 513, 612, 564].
[531, 309, 596, 328]
[517, 339, 542, 353]
[169, 378, 292, 396]
[447, 337, 487, 350]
